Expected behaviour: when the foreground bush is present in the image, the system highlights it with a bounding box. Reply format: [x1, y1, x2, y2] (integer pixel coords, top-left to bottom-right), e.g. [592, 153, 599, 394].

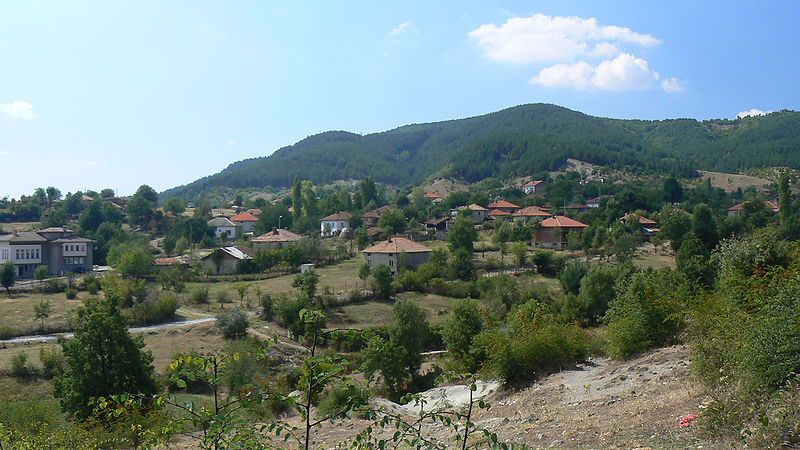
[128, 293, 179, 326]
[478, 300, 588, 385]
[604, 269, 686, 359]
[216, 309, 250, 339]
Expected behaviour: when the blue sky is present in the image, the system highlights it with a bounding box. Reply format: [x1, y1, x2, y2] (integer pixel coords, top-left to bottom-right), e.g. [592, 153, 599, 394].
[1, 1, 798, 199]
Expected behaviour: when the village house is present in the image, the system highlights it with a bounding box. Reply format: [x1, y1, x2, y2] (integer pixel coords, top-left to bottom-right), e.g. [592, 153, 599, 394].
[230, 211, 259, 235]
[451, 204, 488, 224]
[424, 217, 450, 239]
[200, 246, 254, 275]
[512, 205, 551, 223]
[424, 192, 444, 204]
[362, 205, 393, 227]
[153, 256, 190, 272]
[585, 195, 609, 209]
[250, 228, 302, 250]
[620, 214, 660, 238]
[0, 227, 94, 278]
[320, 211, 352, 236]
[522, 180, 546, 196]
[207, 217, 238, 240]
[487, 200, 521, 214]
[362, 236, 432, 276]
[532, 216, 588, 250]
[727, 199, 780, 217]
[488, 209, 512, 221]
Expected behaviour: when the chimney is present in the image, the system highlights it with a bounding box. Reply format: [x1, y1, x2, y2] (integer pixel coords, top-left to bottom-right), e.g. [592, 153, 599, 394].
[13, 230, 20, 237]
[272, 227, 278, 235]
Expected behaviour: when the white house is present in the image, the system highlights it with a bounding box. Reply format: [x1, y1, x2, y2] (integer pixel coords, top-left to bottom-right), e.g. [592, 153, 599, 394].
[230, 211, 259, 235]
[522, 180, 546, 196]
[207, 217, 238, 240]
[320, 211, 352, 236]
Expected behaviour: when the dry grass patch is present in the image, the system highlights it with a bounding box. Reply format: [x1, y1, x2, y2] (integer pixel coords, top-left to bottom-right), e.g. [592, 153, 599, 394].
[0, 291, 88, 336]
[325, 292, 458, 329]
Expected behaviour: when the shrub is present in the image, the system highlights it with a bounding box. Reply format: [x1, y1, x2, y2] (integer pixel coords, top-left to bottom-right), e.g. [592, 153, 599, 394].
[82, 274, 101, 295]
[64, 287, 78, 300]
[478, 300, 588, 384]
[396, 270, 424, 292]
[217, 309, 250, 339]
[39, 347, 65, 379]
[259, 294, 275, 321]
[188, 286, 210, 304]
[558, 261, 589, 295]
[442, 299, 485, 371]
[42, 278, 66, 293]
[10, 352, 36, 378]
[275, 295, 309, 336]
[318, 382, 370, 418]
[129, 293, 179, 326]
[216, 291, 231, 307]
[605, 269, 686, 359]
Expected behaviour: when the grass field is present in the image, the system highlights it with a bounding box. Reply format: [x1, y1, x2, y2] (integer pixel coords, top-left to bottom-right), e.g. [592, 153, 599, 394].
[0, 221, 40, 232]
[186, 256, 364, 300]
[0, 322, 227, 375]
[699, 170, 771, 193]
[325, 292, 459, 329]
[0, 290, 89, 336]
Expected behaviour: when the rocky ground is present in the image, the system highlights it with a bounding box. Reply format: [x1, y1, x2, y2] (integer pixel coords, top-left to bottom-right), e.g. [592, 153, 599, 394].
[308, 345, 713, 449]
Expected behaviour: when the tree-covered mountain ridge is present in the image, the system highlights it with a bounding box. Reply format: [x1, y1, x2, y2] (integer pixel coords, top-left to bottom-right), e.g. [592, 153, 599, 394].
[162, 103, 800, 199]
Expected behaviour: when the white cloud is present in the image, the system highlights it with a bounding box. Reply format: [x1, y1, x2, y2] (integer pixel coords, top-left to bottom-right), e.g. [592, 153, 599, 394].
[468, 13, 659, 64]
[660, 77, 684, 93]
[0, 150, 8, 157]
[227, 140, 236, 145]
[84, 160, 101, 166]
[530, 53, 681, 92]
[737, 108, 770, 119]
[0, 100, 37, 120]
[387, 21, 418, 38]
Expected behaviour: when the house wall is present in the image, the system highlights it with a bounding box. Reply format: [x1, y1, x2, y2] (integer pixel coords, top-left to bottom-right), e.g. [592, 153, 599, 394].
[202, 255, 240, 275]
[363, 251, 430, 275]
[470, 211, 486, 224]
[321, 220, 350, 235]
[214, 226, 237, 240]
[533, 228, 566, 250]
[235, 222, 256, 234]
[252, 240, 297, 250]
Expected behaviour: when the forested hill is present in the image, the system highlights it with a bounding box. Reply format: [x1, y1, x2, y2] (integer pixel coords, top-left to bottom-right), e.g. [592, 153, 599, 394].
[162, 104, 800, 199]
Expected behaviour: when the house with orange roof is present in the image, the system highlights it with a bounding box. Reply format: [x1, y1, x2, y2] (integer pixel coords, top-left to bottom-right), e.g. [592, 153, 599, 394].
[362, 236, 431, 275]
[619, 213, 660, 238]
[320, 211, 352, 236]
[424, 192, 444, 204]
[727, 199, 780, 217]
[487, 199, 521, 214]
[488, 209, 512, 221]
[250, 228, 302, 250]
[522, 180, 546, 196]
[362, 205, 394, 227]
[230, 211, 259, 234]
[533, 215, 588, 250]
[512, 205, 551, 223]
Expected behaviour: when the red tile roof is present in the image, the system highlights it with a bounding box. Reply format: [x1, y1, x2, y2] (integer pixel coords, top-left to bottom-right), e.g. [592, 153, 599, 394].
[321, 211, 353, 221]
[524, 180, 545, 187]
[513, 206, 551, 217]
[362, 205, 393, 219]
[231, 212, 259, 222]
[424, 192, 443, 199]
[251, 228, 302, 243]
[487, 200, 521, 209]
[488, 209, 512, 217]
[362, 237, 431, 254]
[539, 215, 588, 229]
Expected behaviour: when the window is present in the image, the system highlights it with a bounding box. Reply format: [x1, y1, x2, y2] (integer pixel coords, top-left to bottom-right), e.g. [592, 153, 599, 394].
[1, 249, 7, 260]
[389, 259, 394, 267]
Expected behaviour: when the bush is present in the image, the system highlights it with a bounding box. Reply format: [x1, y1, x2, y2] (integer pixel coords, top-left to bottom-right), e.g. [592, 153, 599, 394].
[64, 287, 78, 300]
[396, 270, 424, 292]
[275, 295, 309, 336]
[478, 300, 588, 384]
[129, 293, 179, 326]
[81, 274, 101, 295]
[188, 286, 210, 304]
[605, 269, 686, 359]
[217, 309, 250, 339]
[39, 347, 65, 379]
[10, 352, 36, 378]
[259, 294, 275, 321]
[442, 299, 485, 371]
[216, 291, 231, 307]
[42, 278, 66, 293]
[318, 382, 370, 418]
[558, 260, 589, 295]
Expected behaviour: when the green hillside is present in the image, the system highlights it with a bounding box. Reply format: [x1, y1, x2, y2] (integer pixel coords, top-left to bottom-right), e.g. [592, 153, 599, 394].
[162, 104, 800, 199]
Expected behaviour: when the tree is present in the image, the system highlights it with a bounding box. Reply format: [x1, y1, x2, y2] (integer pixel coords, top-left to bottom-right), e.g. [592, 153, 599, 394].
[442, 299, 484, 371]
[692, 203, 719, 250]
[54, 297, 156, 418]
[447, 215, 477, 253]
[174, 236, 189, 255]
[660, 208, 693, 251]
[115, 245, 154, 278]
[358, 263, 371, 289]
[1, 261, 15, 296]
[163, 197, 186, 216]
[778, 170, 793, 234]
[509, 242, 528, 267]
[100, 188, 115, 199]
[449, 248, 475, 281]
[301, 180, 319, 219]
[378, 208, 406, 235]
[559, 260, 589, 295]
[291, 176, 303, 220]
[34, 299, 52, 329]
[34, 265, 49, 286]
[78, 200, 105, 233]
[45, 186, 62, 206]
[370, 264, 394, 300]
[663, 177, 683, 203]
[127, 185, 158, 230]
[293, 271, 320, 301]
[235, 283, 250, 307]
[493, 222, 512, 261]
[360, 177, 378, 206]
